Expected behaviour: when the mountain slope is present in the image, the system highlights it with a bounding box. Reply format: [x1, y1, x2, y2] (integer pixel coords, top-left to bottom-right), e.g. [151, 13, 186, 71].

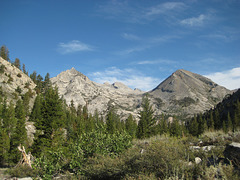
[149, 69, 231, 116]
[0, 57, 36, 106]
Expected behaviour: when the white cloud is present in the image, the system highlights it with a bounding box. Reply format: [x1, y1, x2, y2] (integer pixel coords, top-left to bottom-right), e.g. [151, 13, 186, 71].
[180, 14, 207, 26]
[90, 67, 161, 91]
[58, 40, 93, 54]
[204, 67, 240, 90]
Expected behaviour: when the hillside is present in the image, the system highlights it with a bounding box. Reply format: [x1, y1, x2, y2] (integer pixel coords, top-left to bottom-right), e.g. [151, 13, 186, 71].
[194, 88, 240, 131]
[0, 57, 36, 108]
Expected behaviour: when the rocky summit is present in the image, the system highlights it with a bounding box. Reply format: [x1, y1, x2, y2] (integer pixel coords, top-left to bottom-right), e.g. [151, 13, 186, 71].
[149, 69, 231, 116]
[51, 67, 143, 120]
[51, 68, 232, 119]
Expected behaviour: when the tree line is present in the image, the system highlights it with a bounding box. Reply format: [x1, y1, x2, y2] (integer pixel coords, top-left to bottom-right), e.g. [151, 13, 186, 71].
[188, 89, 240, 136]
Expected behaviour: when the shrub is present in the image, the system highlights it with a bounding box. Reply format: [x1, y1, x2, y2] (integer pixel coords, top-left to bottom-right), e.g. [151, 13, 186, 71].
[0, 64, 5, 73]
[7, 165, 38, 178]
[7, 74, 13, 84]
[15, 86, 22, 94]
[17, 73, 22, 78]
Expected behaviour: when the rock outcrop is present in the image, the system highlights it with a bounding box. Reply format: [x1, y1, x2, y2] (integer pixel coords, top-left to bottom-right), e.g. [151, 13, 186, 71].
[0, 57, 36, 107]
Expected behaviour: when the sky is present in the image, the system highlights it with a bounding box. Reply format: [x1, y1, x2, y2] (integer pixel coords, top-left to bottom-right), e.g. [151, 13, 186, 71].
[1, 0, 240, 91]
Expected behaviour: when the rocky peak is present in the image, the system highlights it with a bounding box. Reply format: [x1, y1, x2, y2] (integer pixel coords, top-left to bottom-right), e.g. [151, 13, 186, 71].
[51, 68, 144, 119]
[149, 69, 231, 116]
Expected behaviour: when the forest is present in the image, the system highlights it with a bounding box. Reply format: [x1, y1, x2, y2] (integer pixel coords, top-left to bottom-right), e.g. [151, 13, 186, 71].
[0, 45, 240, 179]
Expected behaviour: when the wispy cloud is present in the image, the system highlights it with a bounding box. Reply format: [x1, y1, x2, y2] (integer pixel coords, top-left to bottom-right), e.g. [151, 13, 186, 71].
[204, 67, 240, 90]
[200, 28, 240, 42]
[180, 14, 208, 27]
[98, 1, 187, 23]
[145, 2, 186, 17]
[119, 34, 181, 55]
[122, 33, 141, 41]
[137, 59, 177, 65]
[117, 46, 150, 55]
[89, 67, 161, 91]
[58, 40, 94, 54]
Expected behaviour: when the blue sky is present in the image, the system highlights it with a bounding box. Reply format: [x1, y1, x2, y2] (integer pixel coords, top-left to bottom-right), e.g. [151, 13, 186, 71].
[1, 0, 240, 91]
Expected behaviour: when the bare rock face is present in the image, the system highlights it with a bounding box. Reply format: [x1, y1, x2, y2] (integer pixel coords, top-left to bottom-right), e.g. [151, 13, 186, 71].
[149, 69, 231, 116]
[51, 67, 143, 119]
[51, 68, 231, 119]
[0, 57, 36, 107]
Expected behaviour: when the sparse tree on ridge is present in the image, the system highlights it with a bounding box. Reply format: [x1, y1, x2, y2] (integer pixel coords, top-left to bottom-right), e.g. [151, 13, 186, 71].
[14, 58, 21, 70]
[0, 45, 10, 61]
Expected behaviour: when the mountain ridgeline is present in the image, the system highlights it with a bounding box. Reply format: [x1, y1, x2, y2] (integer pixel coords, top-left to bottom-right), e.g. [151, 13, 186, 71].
[0, 55, 232, 120]
[51, 68, 231, 119]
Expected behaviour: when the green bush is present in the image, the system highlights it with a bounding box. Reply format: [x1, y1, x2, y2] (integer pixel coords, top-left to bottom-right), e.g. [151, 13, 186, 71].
[0, 64, 5, 73]
[17, 73, 22, 78]
[15, 86, 22, 94]
[7, 165, 38, 178]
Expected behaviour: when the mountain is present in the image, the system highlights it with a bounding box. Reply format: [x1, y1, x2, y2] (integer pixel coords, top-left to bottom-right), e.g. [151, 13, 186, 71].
[51, 67, 143, 119]
[0, 57, 36, 107]
[149, 69, 231, 116]
[51, 68, 232, 119]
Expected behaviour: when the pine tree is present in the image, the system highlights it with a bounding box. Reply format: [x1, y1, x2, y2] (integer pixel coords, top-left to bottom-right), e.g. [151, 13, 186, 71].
[169, 118, 181, 137]
[30, 71, 37, 83]
[0, 127, 10, 165]
[43, 73, 51, 91]
[106, 108, 115, 134]
[2, 101, 17, 139]
[22, 63, 27, 74]
[189, 115, 199, 136]
[227, 112, 233, 132]
[137, 94, 156, 139]
[29, 95, 43, 128]
[0, 45, 10, 61]
[36, 74, 43, 93]
[22, 90, 31, 116]
[11, 100, 27, 162]
[223, 120, 227, 133]
[125, 114, 137, 138]
[214, 110, 220, 129]
[234, 100, 240, 128]
[13, 58, 21, 70]
[209, 111, 214, 131]
[198, 114, 205, 135]
[33, 87, 64, 153]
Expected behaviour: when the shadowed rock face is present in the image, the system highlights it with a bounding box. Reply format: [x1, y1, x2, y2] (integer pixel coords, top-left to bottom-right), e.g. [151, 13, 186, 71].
[149, 69, 231, 116]
[51, 68, 231, 119]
